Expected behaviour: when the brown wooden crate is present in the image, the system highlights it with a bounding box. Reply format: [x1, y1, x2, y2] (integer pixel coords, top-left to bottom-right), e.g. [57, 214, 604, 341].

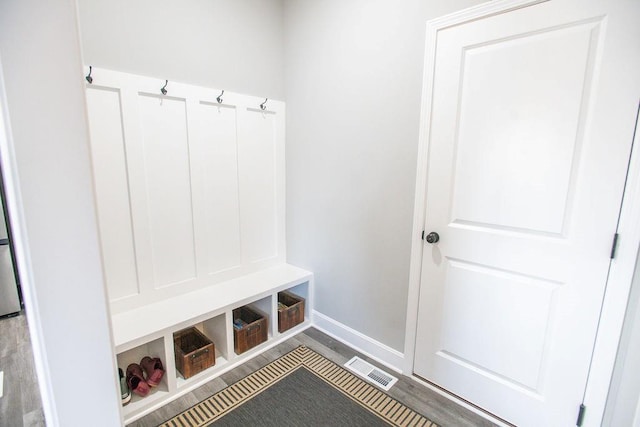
[233, 306, 268, 354]
[277, 291, 305, 333]
[173, 327, 215, 379]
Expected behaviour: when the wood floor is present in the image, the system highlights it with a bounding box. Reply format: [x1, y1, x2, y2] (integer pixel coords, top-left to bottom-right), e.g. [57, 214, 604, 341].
[128, 327, 497, 427]
[0, 315, 497, 426]
[0, 313, 44, 427]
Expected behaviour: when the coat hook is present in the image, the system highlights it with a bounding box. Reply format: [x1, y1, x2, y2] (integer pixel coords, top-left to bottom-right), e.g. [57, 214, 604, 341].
[259, 98, 268, 111]
[217, 90, 224, 104]
[85, 66, 93, 84]
[161, 80, 168, 95]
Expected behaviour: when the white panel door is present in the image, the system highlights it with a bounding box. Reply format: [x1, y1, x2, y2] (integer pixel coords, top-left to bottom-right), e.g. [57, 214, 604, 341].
[85, 87, 139, 301]
[413, 1, 640, 426]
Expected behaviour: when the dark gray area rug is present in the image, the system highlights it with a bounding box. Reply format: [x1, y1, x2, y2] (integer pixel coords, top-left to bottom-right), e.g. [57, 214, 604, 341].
[159, 346, 437, 427]
[213, 366, 388, 426]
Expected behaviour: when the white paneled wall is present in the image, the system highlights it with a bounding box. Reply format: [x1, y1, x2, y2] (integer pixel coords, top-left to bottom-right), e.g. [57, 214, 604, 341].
[238, 109, 282, 264]
[86, 87, 139, 301]
[139, 94, 197, 288]
[85, 68, 285, 313]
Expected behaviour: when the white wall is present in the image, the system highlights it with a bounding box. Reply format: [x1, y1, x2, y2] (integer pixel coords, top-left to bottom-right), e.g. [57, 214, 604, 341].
[604, 247, 640, 426]
[77, 0, 285, 100]
[284, 0, 484, 353]
[0, 0, 121, 425]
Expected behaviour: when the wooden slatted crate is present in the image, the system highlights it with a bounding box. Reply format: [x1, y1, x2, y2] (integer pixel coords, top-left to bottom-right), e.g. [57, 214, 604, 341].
[233, 306, 268, 354]
[278, 291, 305, 333]
[174, 327, 215, 379]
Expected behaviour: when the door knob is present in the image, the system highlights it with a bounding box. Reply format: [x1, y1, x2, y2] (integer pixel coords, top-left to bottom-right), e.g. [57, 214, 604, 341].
[425, 232, 439, 244]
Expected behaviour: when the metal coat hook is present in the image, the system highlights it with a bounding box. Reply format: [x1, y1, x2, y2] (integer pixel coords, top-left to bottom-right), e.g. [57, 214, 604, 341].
[259, 98, 268, 111]
[161, 80, 168, 95]
[85, 66, 93, 84]
[217, 90, 224, 104]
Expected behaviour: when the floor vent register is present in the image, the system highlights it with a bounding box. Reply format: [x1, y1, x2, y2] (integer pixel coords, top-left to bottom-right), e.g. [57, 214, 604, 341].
[344, 356, 398, 391]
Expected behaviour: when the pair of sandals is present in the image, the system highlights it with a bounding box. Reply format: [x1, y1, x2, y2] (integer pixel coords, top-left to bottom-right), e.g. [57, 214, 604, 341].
[126, 356, 165, 397]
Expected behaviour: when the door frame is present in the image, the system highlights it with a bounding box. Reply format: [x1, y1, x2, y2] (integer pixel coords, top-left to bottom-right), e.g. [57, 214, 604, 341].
[403, 1, 640, 425]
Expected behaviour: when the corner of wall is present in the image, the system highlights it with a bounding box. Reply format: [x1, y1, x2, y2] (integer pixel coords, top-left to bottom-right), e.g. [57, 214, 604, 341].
[312, 310, 405, 373]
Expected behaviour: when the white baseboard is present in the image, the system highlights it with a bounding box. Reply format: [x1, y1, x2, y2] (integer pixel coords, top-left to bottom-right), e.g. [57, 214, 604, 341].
[311, 310, 405, 373]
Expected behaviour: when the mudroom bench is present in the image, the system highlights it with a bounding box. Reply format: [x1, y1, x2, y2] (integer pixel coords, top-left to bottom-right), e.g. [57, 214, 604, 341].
[111, 264, 313, 424]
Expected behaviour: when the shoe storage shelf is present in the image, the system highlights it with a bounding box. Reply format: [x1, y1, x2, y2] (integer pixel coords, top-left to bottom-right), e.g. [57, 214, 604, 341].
[111, 264, 313, 424]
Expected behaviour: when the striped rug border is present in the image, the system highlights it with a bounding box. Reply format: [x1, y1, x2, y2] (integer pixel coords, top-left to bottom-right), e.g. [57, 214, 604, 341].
[159, 346, 438, 427]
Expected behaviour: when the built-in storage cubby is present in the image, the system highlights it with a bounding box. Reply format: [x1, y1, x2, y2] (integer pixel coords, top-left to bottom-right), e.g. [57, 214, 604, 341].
[284, 282, 310, 307]
[112, 264, 313, 424]
[174, 312, 229, 388]
[115, 337, 170, 413]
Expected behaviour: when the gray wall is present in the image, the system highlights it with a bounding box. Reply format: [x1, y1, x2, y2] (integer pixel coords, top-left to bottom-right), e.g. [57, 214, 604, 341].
[283, 0, 484, 352]
[78, 0, 285, 100]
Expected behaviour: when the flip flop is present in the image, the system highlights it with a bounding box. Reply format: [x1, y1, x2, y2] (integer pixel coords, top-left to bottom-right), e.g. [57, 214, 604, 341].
[126, 363, 150, 397]
[140, 356, 165, 387]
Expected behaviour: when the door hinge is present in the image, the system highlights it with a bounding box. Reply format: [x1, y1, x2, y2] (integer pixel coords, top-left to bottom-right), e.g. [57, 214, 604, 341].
[610, 233, 619, 259]
[576, 404, 586, 426]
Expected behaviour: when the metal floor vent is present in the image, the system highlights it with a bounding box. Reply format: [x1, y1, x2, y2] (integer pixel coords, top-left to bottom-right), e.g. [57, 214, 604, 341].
[344, 356, 398, 391]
